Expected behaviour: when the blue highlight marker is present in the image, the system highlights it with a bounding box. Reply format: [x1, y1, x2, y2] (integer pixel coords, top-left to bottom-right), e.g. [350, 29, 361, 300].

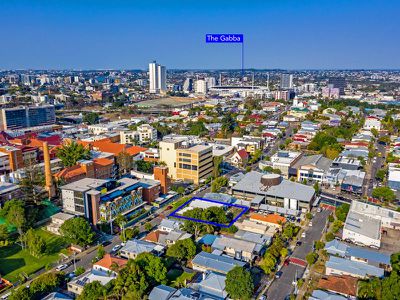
[206, 34, 243, 43]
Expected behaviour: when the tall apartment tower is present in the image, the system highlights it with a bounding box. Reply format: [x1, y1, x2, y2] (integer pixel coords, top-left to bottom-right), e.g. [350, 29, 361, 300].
[328, 77, 346, 95]
[280, 74, 293, 89]
[149, 61, 166, 94]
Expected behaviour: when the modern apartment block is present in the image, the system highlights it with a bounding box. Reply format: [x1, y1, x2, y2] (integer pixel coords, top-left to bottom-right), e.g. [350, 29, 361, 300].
[137, 124, 157, 143]
[0, 105, 56, 130]
[159, 135, 213, 184]
[176, 144, 213, 184]
[61, 178, 145, 225]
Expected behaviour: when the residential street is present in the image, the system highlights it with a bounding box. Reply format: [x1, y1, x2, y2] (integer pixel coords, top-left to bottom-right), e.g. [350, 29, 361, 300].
[265, 209, 330, 300]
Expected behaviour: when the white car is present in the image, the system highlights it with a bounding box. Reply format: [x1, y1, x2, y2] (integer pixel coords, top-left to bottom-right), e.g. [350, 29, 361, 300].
[301, 232, 306, 238]
[111, 244, 122, 252]
[56, 264, 68, 271]
[309, 221, 313, 227]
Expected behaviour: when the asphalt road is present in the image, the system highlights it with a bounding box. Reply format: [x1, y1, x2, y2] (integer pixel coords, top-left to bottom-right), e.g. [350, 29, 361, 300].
[265, 209, 330, 300]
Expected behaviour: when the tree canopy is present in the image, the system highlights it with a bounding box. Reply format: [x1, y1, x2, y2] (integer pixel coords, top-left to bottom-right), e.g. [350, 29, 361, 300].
[166, 238, 197, 261]
[60, 217, 95, 246]
[225, 266, 254, 300]
[372, 187, 396, 202]
[56, 141, 91, 167]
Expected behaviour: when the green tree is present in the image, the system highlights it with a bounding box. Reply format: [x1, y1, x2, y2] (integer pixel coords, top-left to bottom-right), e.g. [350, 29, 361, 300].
[335, 204, 350, 222]
[181, 208, 206, 238]
[8, 287, 31, 300]
[166, 238, 196, 261]
[213, 156, 223, 178]
[97, 245, 105, 259]
[372, 187, 396, 202]
[306, 252, 318, 265]
[375, 169, 387, 181]
[56, 141, 91, 167]
[325, 232, 334, 242]
[77, 281, 107, 300]
[144, 222, 153, 232]
[60, 217, 95, 246]
[358, 278, 382, 300]
[82, 112, 100, 125]
[260, 253, 276, 274]
[124, 227, 139, 241]
[75, 266, 85, 276]
[0, 223, 8, 241]
[314, 241, 325, 251]
[135, 252, 167, 285]
[1, 200, 27, 247]
[135, 160, 153, 173]
[26, 228, 46, 258]
[115, 214, 127, 241]
[381, 271, 400, 300]
[185, 121, 208, 136]
[29, 272, 62, 298]
[19, 158, 46, 205]
[211, 176, 228, 192]
[280, 248, 289, 259]
[263, 166, 282, 174]
[113, 260, 148, 299]
[225, 266, 254, 300]
[117, 151, 133, 176]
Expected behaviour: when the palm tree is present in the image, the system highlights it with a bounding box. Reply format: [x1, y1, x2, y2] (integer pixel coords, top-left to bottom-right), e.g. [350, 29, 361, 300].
[115, 214, 127, 241]
[56, 141, 91, 167]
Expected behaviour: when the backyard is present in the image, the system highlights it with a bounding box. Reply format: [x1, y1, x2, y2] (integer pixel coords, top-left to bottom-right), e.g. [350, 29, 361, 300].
[0, 229, 68, 282]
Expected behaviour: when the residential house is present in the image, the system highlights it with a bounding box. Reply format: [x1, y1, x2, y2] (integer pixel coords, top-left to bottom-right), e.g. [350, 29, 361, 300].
[325, 256, 384, 278]
[211, 235, 262, 262]
[317, 275, 358, 298]
[93, 254, 128, 275]
[230, 149, 249, 167]
[191, 251, 246, 274]
[120, 239, 165, 259]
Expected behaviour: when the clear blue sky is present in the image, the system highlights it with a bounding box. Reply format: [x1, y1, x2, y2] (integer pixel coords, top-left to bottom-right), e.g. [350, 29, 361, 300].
[1, 0, 399, 70]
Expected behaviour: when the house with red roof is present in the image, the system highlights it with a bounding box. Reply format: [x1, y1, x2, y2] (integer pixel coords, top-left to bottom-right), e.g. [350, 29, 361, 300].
[231, 149, 249, 167]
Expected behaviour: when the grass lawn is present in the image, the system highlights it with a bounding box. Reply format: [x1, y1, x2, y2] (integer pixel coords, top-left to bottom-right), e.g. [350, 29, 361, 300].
[0, 229, 68, 282]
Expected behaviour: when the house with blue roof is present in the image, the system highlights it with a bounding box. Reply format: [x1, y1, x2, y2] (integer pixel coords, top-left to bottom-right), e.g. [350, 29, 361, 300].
[325, 256, 384, 279]
[191, 251, 247, 274]
[325, 240, 391, 269]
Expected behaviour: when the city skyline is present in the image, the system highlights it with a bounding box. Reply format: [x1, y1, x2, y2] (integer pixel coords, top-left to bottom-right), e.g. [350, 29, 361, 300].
[1, 0, 400, 70]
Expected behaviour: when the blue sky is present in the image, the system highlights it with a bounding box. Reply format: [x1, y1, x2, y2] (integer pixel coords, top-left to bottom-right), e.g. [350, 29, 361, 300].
[1, 0, 399, 69]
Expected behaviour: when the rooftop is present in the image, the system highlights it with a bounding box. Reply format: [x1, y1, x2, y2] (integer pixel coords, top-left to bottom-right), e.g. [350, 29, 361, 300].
[317, 275, 358, 297]
[191, 251, 246, 274]
[232, 171, 315, 203]
[326, 256, 384, 278]
[344, 211, 381, 240]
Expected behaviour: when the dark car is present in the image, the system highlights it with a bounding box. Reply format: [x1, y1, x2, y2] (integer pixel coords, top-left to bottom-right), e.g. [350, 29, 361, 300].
[296, 241, 302, 246]
[101, 240, 111, 247]
[275, 271, 283, 278]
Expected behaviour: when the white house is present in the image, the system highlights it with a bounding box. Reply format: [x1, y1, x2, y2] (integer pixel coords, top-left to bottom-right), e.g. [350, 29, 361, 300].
[363, 116, 381, 131]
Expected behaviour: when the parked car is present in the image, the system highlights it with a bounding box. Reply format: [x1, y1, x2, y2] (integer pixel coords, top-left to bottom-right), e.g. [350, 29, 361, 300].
[111, 244, 122, 252]
[283, 259, 290, 266]
[275, 271, 283, 278]
[309, 221, 313, 227]
[301, 232, 306, 238]
[296, 241, 302, 246]
[56, 264, 68, 271]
